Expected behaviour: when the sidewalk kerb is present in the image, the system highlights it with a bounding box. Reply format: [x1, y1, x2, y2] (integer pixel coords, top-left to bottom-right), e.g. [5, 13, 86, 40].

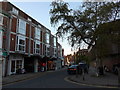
[64, 76, 119, 88]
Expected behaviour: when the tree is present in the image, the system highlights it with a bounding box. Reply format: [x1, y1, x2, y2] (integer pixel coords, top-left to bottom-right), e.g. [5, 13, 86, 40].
[76, 54, 89, 64]
[50, 0, 120, 48]
[49, 0, 120, 70]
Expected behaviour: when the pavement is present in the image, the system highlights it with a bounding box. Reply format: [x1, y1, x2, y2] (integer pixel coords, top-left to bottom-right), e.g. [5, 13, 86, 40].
[2, 71, 47, 86]
[66, 67, 120, 88]
[2, 67, 120, 88]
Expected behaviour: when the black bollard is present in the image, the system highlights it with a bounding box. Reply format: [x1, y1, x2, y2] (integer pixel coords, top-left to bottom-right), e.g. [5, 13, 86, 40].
[82, 68, 85, 81]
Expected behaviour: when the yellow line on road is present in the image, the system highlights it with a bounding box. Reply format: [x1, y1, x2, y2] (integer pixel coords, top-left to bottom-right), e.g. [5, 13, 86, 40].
[64, 76, 119, 88]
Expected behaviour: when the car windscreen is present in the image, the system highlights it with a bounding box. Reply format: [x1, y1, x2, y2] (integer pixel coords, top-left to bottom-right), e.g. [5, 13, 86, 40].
[69, 65, 77, 68]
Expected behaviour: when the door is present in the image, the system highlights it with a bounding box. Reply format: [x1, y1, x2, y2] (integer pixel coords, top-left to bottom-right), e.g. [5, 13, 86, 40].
[11, 60, 15, 74]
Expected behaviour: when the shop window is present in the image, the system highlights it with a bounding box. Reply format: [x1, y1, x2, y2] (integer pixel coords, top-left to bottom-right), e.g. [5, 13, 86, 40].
[18, 19, 26, 35]
[16, 60, 22, 70]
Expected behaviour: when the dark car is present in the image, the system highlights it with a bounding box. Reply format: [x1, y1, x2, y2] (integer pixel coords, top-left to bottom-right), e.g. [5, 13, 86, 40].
[78, 62, 89, 74]
[112, 63, 120, 75]
[67, 65, 78, 75]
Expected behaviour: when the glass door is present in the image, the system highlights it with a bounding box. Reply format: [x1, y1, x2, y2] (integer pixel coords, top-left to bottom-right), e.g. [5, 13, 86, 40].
[11, 61, 15, 74]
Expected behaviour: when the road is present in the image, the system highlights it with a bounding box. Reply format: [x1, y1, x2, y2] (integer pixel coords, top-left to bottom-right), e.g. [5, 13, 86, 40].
[3, 68, 95, 88]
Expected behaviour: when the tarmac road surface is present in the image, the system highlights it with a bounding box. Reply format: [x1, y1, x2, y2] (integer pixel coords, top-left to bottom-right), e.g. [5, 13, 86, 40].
[3, 68, 95, 88]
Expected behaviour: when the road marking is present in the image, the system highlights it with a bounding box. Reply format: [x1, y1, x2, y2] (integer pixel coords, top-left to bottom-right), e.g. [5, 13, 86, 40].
[64, 76, 119, 88]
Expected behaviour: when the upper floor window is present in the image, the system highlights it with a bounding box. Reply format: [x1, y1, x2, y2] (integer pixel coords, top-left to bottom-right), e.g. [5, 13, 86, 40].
[34, 40, 40, 54]
[16, 35, 25, 52]
[18, 19, 26, 35]
[54, 37, 56, 47]
[54, 48, 57, 56]
[27, 18, 32, 22]
[12, 7, 19, 15]
[46, 45, 50, 56]
[46, 33, 50, 44]
[0, 15, 3, 25]
[35, 27, 41, 40]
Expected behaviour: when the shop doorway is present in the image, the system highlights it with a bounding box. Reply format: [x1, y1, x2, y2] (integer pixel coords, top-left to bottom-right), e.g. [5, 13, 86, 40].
[24, 57, 34, 73]
[11, 60, 23, 74]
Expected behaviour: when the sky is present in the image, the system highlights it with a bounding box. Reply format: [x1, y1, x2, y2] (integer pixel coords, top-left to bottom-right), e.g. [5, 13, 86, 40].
[10, 1, 82, 56]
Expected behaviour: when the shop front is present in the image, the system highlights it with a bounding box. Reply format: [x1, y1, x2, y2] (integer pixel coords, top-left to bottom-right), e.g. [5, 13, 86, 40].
[47, 57, 57, 70]
[8, 54, 24, 75]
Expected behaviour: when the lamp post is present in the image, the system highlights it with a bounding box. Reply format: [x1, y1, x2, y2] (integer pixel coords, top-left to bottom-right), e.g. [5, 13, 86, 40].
[117, 33, 120, 87]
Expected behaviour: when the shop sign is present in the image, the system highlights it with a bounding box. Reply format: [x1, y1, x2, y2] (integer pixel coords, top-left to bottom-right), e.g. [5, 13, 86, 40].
[2, 52, 7, 57]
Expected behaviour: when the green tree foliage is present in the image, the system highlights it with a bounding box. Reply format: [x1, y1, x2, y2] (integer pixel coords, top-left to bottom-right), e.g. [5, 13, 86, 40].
[50, 1, 120, 68]
[94, 19, 120, 57]
[76, 54, 89, 64]
[50, 0, 120, 48]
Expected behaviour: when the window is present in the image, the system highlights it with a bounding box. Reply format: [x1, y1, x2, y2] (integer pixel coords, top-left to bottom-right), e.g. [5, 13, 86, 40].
[35, 27, 41, 40]
[34, 40, 40, 54]
[0, 15, 3, 25]
[54, 37, 56, 47]
[18, 19, 26, 35]
[16, 35, 25, 52]
[16, 60, 22, 69]
[12, 7, 19, 15]
[46, 33, 50, 44]
[11, 61, 15, 72]
[46, 45, 50, 56]
[54, 48, 57, 56]
[27, 18, 32, 22]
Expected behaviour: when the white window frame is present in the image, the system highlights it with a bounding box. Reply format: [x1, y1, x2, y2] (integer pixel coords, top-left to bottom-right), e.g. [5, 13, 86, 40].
[27, 18, 32, 22]
[0, 14, 3, 25]
[54, 48, 57, 56]
[12, 7, 19, 15]
[16, 35, 26, 52]
[18, 19, 26, 35]
[54, 37, 56, 47]
[35, 27, 41, 40]
[46, 45, 50, 56]
[34, 40, 40, 54]
[46, 33, 50, 44]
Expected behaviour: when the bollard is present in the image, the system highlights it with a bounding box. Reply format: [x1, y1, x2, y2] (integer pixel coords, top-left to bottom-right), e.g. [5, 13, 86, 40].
[76, 66, 79, 78]
[82, 68, 85, 81]
[118, 68, 120, 87]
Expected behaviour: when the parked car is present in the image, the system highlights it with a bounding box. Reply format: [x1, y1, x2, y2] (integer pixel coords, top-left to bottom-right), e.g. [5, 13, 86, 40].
[112, 63, 120, 75]
[67, 65, 78, 75]
[78, 62, 89, 74]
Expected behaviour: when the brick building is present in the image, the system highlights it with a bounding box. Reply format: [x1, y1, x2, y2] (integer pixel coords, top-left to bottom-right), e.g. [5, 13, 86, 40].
[0, 1, 63, 76]
[88, 19, 120, 71]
